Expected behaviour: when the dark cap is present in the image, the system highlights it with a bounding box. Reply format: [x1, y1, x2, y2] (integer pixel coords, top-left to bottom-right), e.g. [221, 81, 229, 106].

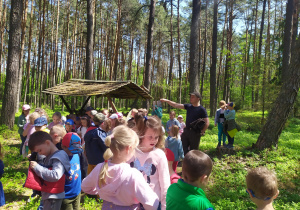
[85, 106, 94, 112]
[189, 92, 201, 99]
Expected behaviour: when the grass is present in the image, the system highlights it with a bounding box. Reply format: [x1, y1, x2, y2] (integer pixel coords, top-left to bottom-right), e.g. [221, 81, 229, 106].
[0, 110, 299, 209]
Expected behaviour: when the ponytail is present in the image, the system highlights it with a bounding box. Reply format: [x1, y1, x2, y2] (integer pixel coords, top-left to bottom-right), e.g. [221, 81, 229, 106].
[98, 136, 113, 187]
[98, 125, 139, 187]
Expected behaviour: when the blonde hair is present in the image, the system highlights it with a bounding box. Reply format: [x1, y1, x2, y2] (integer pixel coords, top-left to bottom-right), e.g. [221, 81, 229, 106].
[50, 124, 67, 138]
[219, 100, 226, 108]
[170, 125, 179, 138]
[246, 167, 278, 200]
[29, 112, 40, 124]
[98, 125, 139, 187]
[35, 108, 50, 122]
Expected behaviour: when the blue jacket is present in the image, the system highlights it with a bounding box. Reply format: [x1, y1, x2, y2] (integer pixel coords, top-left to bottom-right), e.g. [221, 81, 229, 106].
[84, 127, 107, 165]
[166, 119, 181, 133]
[165, 136, 184, 161]
[224, 110, 236, 121]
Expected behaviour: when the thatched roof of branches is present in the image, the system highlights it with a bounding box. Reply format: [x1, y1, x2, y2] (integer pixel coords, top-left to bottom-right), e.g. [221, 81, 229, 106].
[42, 79, 152, 100]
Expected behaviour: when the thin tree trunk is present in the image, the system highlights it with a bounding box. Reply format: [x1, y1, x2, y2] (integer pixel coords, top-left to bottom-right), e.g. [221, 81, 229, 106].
[177, 0, 182, 104]
[143, 0, 156, 109]
[210, 0, 218, 117]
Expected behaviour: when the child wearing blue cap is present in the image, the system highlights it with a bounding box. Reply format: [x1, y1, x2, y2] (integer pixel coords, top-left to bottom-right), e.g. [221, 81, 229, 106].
[61, 132, 83, 209]
[34, 115, 50, 133]
[65, 119, 76, 133]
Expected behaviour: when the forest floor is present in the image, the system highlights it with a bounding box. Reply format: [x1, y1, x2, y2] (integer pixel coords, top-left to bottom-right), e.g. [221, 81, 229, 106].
[0, 110, 300, 209]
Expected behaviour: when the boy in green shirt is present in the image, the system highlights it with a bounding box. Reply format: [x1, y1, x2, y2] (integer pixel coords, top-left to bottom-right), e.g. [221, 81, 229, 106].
[166, 150, 215, 210]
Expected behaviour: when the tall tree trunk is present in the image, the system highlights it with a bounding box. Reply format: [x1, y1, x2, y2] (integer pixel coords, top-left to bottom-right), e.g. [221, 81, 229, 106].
[189, 0, 201, 93]
[24, 0, 34, 104]
[1, 0, 23, 128]
[255, 37, 300, 150]
[168, 0, 174, 111]
[112, 0, 122, 80]
[200, 0, 208, 97]
[143, 0, 156, 109]
[177, 0, 182, 104]
[16, 0, 28, 111]
[281, 0, 294, 82]
[223, 0, 233, 102]
[210, 0, 218, 117]
[86, 0, 94, 80]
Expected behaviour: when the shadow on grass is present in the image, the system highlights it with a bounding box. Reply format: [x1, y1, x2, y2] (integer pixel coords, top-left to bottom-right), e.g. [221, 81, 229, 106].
[4, 190, 29, 203]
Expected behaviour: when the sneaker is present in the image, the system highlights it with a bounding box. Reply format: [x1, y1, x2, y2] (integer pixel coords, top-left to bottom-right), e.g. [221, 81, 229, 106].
[217, 143, 221, 148]
[223, 142, 227, 147]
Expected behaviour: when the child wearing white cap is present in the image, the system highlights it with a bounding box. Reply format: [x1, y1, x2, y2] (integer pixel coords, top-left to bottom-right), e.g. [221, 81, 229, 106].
[177, 115, 186, 136]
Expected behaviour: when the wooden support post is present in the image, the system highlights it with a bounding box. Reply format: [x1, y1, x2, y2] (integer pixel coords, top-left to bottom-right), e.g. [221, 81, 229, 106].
[108, 96, 118, 113]
[59, 95, 73, 114]
[80, 96, 92, 111]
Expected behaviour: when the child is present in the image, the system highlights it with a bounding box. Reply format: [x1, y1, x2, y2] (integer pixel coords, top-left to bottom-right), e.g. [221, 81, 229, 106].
[165, 148, 181, 184]
[75, 116, 82, 131]
[165, 125, 184, 173]
[224, 102, 240, 149]
[28, 131, 71, 210]
[166, 111, 181, 135]
[65, 119, 75, 133]
[22, 112, 40, 157]
[214, 100, 227, 147]
[77, 115, 90, 143]
[177, 115, 186, 136]
[34, 115, 50, 133]
[130, 114, 170, 210]
[61, 133, 83, 210]
[84, 113, 107, 174]
[246, 167, 279, 210]
[51, 125, 88, 180]
[166, 150, 215, 210]
[18, 104, 30, 155]
[50, 124, 67, 150]
[47, 112, 63, 130]
[100, 119, 111, 133]
[82, 125, 159, 209]
[0, 143, 5, 207]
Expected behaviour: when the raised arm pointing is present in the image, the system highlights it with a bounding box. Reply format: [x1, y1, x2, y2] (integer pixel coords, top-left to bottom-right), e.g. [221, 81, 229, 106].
[160, 99, 184, 109]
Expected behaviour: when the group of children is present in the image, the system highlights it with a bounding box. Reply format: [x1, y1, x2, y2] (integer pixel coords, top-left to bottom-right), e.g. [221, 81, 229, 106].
[0, 104, 279, 209]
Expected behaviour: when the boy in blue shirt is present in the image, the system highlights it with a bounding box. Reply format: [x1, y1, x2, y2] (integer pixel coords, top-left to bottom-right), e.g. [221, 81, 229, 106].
[61, 132, 83, 210]
[166, 111, 181, 135]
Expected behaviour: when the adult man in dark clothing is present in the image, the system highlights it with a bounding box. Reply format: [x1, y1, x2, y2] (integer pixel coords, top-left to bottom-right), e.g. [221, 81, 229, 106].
[160, 92, 209, 155]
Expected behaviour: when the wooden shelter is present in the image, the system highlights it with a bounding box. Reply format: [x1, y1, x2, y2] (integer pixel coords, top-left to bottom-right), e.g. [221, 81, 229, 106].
[42, 79, 152, 114]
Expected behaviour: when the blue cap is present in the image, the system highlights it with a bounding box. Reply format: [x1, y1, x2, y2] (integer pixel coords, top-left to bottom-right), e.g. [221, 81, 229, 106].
[34, 116, 48, 126]
[65, 119, 74, 125]
[86, 106, 94, 112]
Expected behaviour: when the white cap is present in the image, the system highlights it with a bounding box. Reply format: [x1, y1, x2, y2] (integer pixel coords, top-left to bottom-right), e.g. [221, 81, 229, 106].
[91, 110, 97, 116]
[177, 115, 183, 119]
[109, 113, 118, 120]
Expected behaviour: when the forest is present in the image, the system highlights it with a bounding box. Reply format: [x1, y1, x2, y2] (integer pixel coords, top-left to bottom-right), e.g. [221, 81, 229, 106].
[0, 0, 299, 209]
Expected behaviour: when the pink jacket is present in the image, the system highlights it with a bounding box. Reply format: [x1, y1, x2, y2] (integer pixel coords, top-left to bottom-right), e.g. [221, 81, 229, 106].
[129, 147, 170, 210]
[81, 161, 159, 210]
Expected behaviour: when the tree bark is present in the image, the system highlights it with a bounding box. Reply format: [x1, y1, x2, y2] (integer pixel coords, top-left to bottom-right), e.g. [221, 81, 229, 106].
[281, 0, 294, 82]
[210, 0, 218, 117]
[86, 0, 94, 80]
[1, 0, 23, 128]
[189, 0, 201, 93]
[255, 37, 300, 150]
[143, 0, 156, 109]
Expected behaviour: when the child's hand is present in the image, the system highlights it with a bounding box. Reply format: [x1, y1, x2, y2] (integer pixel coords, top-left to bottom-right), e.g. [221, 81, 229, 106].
[30, 161, 38, 169]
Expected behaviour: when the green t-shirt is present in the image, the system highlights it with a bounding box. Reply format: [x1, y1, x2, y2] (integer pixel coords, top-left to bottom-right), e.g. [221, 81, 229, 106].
[166, 179, 215, 210]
